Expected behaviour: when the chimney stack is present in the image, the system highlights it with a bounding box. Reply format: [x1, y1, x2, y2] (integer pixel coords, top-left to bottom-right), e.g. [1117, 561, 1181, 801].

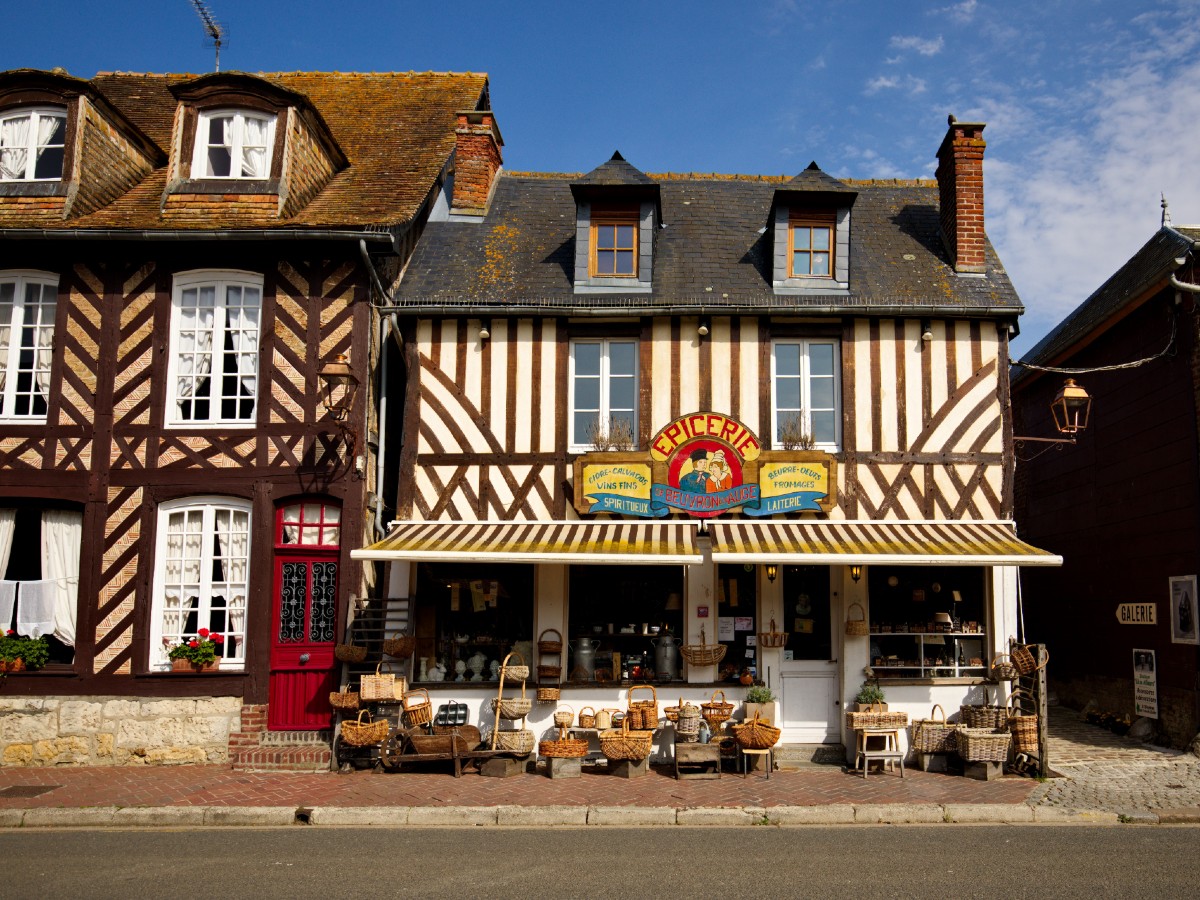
[935, 115, 987, 274]
[451, 110, 503, 215]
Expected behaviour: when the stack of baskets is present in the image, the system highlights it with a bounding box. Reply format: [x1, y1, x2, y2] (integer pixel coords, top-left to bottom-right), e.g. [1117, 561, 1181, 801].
[680, 627, 727, 668]
[911, 704, 957, 754]
[626, 685, 659, 730]
[675, 700, 701, 742]
[701, 690, 735, 727]
[599, 718, 653, 761]
[536, 628, 564, 703]
[732, 711, 781, 749]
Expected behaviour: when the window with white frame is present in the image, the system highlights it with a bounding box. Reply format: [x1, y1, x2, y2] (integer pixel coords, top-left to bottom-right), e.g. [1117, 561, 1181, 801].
[569, 338, 637, 450]
[771, 339, 841, 450]
[191, 109, 276, 180]
[0, 271, 57, 422]
[167, 271, 261, 425]
[151, 498, 251, 669]
[0, 107, 67, 182]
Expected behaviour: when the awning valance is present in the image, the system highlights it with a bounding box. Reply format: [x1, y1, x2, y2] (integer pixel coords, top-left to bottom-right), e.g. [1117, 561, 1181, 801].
[352, 520, 703, 565]
[707, 520, 1061, 567]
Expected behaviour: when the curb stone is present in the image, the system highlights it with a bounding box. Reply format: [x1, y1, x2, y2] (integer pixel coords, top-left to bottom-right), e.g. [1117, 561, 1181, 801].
[676, 806, 762, 826]
[22, 807, 118, 828]
[497, 804, 588, 826]
[1154, 808, 1200, 824]
[201, 806, 297, 827]
[769, 804, 856, 825]
[587, 805, 676, 826]
[944, 803, 1036, 824]
[113, 806, 207, 827]
[854, 804, 946, 824]
[1031, 807, 1120, 824]
[0, 809, 25, 828]
[307, 807, 409, 826]
[407, 806, 497, 827]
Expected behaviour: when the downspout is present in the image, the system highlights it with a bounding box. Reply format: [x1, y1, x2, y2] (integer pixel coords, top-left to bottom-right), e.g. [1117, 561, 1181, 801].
[358, 237, 401, 538]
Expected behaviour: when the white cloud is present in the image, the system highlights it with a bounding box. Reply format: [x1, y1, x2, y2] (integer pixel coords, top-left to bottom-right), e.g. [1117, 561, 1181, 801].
[889, 34, 945, 56]
[931, 0, 978, 23]
[864, 74, 926, 96]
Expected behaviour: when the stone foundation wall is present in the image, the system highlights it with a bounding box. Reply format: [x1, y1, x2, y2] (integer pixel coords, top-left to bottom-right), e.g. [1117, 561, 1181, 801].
[0, 696, 242, 766]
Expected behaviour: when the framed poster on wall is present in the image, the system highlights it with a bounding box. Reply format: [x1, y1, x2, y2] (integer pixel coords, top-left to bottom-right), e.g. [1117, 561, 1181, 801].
[1168, 575, 1199, 645]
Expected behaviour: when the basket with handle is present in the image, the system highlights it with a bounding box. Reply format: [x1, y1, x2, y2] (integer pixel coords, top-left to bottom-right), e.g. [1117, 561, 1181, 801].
[675, 701, 702, 742]
[500, 650, 529, 682]
[1010, 641, 1048, 676]
[732, 711, 782, 750]
[490, 678, 532, 719]
[360, 663, 404, 703]
[491, 728, 535, 754]
[339, 710, 389, 747]
[911, 703, 957, 754]
[539, 726, 588, 759]
[681, 626, 727, 667]
[553, 704, 574, 728]
[328, 688, 360, 712]
[537, 628, 563, 655]
[956, 726, 1012, 762]
[960, 687, 1007, 730]
[401, 687, 433, 727]
[845, 708, 909, 730]
[599, 717, 653, 761]
[758, 617, 789, 648]
[989, 653, 1019, 681]
[845, 603, 869, 637]
[578, 706, 597, 728]
[627, 684, 658, 730]
[701, 689, 734, 726]
[1007, 690, 1039, 755]
[381, 633, 415, 659]
[664, 698, 682, 723]
[334, 620, 368, 664]
[536, 686, 561, 703]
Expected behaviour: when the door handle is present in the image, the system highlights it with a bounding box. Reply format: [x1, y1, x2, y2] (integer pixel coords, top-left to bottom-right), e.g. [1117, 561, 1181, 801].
[828, 658, 838, 664]
[299, 653, 310, 664]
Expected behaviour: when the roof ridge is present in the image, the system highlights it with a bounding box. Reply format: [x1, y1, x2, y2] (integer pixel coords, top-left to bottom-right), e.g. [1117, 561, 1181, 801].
[506, 170, 936, 187]
[94, 70, 487, 79]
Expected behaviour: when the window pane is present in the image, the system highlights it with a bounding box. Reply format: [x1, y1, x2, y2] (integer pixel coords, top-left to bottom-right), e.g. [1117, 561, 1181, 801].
[574, 411, 598, 443]
[812, 228, 831, 251]
[811, 410, 836, 443]
[775, 343, 801, 376]
[573, 342, 600, 375]
[615, 250, 634, 275]
[207, 147, 231, 177]
[616, 225, 635, 247]
[609, 375, 635, 411]
[776, 377, 801, 411]
[794, 251, 811, 274]
[34, 146, 63, 180]
[810, 376, 834, 409]
[596, 226, 614, 250]
[811, 252, 830, 276]
[809, 343, 834, 376]
[574, 375, 600, 410]
[793, 228, 811, 250]
[595, 250, 614, 274]
[608, 341, 636, 374]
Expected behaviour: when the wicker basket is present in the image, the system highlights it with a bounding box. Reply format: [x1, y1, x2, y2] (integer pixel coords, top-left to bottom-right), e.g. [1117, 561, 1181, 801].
[845, 709, 909, 730]
[537, 664, 562, 681]
[1010, 642, 1047, 676]
[329, 689, 360, 712]
[339, 710, 389, 747]
[500, 651, 529, 682]
[537, 628, 563, 655]
[1008, 693, 1039, 755]
[701, 689, 735, 726]
[402, 688, 433, 727]
[845, 603, 869, 636]
[758, 618, 789, 648]
[539, 728, 588, 759]
[990, 653, 1019, 681]
[553, 704, 574, 728]
[536, 686, 561, 703]
[627, 684, 658, 730]
[676, 702, 701, 742]
[361, 664, 405, 702]
[491, 696, 533, 719]
[599, 718, 654, 761]
[334, 634, 367, 663]
[733, 711, 782, 749]
[911, 704, 957, 753]
[960, 703, 1007, 730]
[492, 728, 535, 755]
[381, 633, 415, 659]
[956, 727, 1012, 762]
[681, 627, 727, 667]
[664, 698, 681, 722]
[578, 706, 597, 728]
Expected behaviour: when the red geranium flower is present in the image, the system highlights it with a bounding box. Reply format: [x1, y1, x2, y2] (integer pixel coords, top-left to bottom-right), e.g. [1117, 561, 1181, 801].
[198, 627, 210, 639]
[212, 633, 225, 644]
[188, 639, 199, 648]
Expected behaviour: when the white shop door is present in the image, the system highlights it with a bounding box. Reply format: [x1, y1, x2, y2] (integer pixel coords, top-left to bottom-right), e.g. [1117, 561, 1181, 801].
[778, 565, 840, 743]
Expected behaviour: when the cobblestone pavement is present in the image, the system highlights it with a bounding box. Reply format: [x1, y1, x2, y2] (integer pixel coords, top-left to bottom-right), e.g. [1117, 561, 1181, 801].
[1029, 705, 1200, 814]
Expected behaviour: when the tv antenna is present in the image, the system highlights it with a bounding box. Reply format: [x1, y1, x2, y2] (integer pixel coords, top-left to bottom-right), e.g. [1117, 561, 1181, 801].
[189, 0, 226, 72]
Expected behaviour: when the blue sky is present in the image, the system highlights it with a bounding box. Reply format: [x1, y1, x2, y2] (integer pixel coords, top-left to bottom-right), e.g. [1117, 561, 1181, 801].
[14, 0, 1200, 356]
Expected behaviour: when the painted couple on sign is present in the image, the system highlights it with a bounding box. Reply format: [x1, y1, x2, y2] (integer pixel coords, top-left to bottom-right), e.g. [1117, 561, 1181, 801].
[678, 448, 734, 494]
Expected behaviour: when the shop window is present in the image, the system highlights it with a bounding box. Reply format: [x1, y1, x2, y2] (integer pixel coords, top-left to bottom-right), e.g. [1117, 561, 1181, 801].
[715, 564, 760, 682]
[567, 564, 683, 682]
[781, 565, 832, 661]
[150, 497, 250, 669]
[866, 565, 988, 680]
[166, 270, 261, 426]
[569, 337, 637, 450]
[0, 271, 57, 422]
[412, 563, 533, 683]
[0, 502, 82, 668]
[0, 107, 67, 182]
[771, 339, 840, 451]
[192, 109, 276, 180]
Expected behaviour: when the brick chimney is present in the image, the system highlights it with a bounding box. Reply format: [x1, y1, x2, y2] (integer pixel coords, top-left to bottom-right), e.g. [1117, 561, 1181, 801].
[935, 116, 987, 274]
[451, 110, 503, 215]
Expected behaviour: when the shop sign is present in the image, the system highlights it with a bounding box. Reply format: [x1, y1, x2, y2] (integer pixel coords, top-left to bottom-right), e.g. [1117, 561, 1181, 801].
[574, 412, 835, 518]
[1133, 648, 1158, 718]
[1115, 603, 1156, 625]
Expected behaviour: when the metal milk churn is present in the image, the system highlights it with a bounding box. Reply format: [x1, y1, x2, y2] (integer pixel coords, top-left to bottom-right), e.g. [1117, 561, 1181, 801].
[653, 631, 682, 681]
[572, 637, 600, 679]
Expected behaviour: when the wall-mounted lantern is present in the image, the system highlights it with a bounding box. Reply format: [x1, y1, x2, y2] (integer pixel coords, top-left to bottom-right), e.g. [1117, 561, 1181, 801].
[765, 563, 778, 583]
[850, 564, 862, 583]
[1050, 378, 1092, 435]
[318, 353, 359, 423]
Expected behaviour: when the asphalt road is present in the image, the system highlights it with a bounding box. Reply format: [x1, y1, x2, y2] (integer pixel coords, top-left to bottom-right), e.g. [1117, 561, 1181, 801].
[4, 826, 1196, 898]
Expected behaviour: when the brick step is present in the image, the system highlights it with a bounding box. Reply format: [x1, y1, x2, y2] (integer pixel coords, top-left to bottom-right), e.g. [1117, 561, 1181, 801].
[232, 744, 332, 772]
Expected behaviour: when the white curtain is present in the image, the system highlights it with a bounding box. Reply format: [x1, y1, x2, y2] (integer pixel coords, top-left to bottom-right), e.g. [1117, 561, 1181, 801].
[0, 287, 11, 397]
[16, 580, 55, 638]
[175, 288, 214, 410]
[41, 509, 81, 647]
[34, 114, 61, 163]
[215, 511, 249, 638]
[240, 116, 269, 178]
[0, 508, 14, 577]
[161, 512, 188, 643]
[0, 581, 15, 634]
[32, 285, 55, 400]
[0, 114, 30, 180]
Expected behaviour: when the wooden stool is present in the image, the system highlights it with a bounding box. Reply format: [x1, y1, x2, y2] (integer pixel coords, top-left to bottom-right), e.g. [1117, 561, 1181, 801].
[855, 728, 904, 779]
[740, 747, 773, 779]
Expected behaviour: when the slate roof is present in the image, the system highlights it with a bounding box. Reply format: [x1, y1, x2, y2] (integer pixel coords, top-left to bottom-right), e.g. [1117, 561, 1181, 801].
[1013, 225, 1200, 383]
[1, 69, 490, 231]
[394, 171, 1022, 315]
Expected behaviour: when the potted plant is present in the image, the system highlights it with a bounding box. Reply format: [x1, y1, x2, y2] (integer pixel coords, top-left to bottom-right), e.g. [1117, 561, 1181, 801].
[855, 679, 887, 711]
[165, 628, 224, 672]
[744, 684, 778, 725]
[0, 631, 50, 672]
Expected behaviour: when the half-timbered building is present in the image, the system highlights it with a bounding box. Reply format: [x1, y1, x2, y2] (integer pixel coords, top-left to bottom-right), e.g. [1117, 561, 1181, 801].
[0, 66, 492, 767]
[355, 117, 1061, 756]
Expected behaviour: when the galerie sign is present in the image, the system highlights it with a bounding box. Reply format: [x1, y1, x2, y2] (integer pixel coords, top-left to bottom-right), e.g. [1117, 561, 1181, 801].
[574, 412, 835, 518]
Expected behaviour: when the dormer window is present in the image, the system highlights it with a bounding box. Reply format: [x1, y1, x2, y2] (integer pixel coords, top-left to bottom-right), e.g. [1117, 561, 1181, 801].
[591, 210, 638, 278]
[0, 107, 67, 182]
[192, 109, 276, 179]
[789, 216, 834, 278]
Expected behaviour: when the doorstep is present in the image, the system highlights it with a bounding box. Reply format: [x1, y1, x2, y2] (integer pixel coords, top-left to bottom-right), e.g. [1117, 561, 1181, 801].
[774, 744, 847, 770]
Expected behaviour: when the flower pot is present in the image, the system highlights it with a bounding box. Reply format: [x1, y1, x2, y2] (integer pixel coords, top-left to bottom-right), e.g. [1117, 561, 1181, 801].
[171, 658, 220, 673]
[855, 701, 888, 711]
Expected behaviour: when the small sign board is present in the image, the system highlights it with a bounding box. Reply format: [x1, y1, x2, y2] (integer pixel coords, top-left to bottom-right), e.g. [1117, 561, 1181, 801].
[1115, 603, 1156, 625]
[1133, 648, 1158, 719]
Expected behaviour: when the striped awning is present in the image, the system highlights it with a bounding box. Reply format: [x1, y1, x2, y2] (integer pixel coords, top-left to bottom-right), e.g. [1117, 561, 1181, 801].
[708, 520, 1061, 566]
[352, 520, 703, 565]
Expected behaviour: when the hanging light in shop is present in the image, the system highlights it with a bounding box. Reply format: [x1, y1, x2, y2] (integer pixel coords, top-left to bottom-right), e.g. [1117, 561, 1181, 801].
[765, 564, 778, 583]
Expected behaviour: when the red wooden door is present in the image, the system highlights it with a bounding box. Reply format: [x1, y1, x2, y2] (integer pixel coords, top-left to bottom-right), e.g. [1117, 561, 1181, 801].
[268, 501, 340, 730]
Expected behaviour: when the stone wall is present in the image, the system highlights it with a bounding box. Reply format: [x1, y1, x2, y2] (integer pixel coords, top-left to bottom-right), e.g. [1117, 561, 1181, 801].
[0, 696, 241, 766]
